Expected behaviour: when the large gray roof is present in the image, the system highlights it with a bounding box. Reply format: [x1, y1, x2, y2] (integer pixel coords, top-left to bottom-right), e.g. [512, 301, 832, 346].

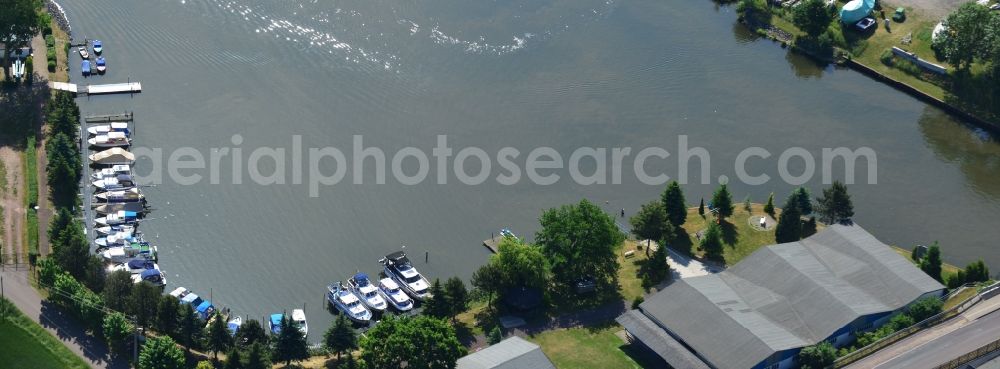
[456, 336, 556, 369]
[616, 310, 711, 369]
[637, 224, 944, 369]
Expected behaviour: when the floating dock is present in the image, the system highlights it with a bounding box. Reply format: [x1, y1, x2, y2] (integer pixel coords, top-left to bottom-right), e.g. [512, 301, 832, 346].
[85, 112, 134, 123]
[482, 236, 501, 254]
[49, 81, 142, 95]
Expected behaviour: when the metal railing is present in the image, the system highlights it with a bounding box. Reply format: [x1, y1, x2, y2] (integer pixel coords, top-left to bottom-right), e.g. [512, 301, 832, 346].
[833, 281, 1000, 368]
[934, 337, 1000, 369]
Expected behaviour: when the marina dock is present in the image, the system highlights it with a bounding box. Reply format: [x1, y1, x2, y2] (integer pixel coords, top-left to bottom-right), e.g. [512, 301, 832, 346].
[50, 81, 142, 95]
[482, 236, 501, 254]
[85, 112, 134, 123]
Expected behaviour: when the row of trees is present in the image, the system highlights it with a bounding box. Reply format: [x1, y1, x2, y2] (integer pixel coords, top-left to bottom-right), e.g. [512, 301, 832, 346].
[915, 242, 992, 288]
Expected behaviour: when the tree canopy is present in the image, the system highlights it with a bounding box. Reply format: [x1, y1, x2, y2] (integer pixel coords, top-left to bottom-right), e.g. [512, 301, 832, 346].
[933, 3, 998, 71]
[235, 318, 269, 349]
[798, 341, 836, 369]
[324, 314, 358, 361]
[711, 184, 735, 221]
[792, 187, 813, 216]
[444, 277, 469, 320]
[774, 197, 802, 243]
[919, 242, 943, 283]
[536, 199, 624, 289]
[630, 200, 674, 249]
[207, 313, 234, 359]
[0, 0, 40, 73]
[816, 181, 853, 224]
[792, 0, 834, 38]
[272, 314, 309, 365]
[701, 222, 724, 261]
[138, 336, 185, 369]
[661, 181, 687, 227]
[103, 312, 134, 358]
[359, 315, 467, 369]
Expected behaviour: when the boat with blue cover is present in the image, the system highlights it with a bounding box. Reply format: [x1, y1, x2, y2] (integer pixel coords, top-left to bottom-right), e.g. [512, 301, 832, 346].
[81, 60, 91, 76]
[268, 310, 308, 336]
[348, 272, 387, 312]
[96, 56, 106, 73]
[131, 268, 166, 287]
[95, 210, 139, 226]
[227, 316, 242, 336]
[109, 259, 157, 274]
[93, 40, 103, 54]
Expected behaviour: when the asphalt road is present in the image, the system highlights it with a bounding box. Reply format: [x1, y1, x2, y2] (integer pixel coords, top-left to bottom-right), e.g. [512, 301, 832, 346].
[850, 297, 1000, 369]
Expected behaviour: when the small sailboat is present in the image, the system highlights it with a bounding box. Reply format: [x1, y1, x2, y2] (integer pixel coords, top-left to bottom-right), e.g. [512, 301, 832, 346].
[88, 131, 130, 148]
[81, 60, 91, 76]
[78, 46, 89, 59]
[93, 40, 103, 54]
[88, 122, 130, 137]
[327, 282, 373, 324]
[95, 56, 106, 74]
[227, 316, 243, 336]
[94, 210, 139, 226]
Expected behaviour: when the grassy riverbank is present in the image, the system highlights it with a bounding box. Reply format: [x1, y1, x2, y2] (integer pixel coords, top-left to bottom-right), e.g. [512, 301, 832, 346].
[0, 298, 90, 369]
[676, 203, 784, 265]
[751, 0, 999, 125]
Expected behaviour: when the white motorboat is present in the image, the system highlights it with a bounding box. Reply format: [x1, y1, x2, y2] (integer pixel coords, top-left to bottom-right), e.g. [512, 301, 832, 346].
[88, 131, 130, 148]
[379, 251, 431, 301]
[107, 259, 158, 274]
[377, 278, 413, 312]
[94, 210, 139, 226]
[291, 309, 308, 336]
[93, 174, 136, 191]
[326, 282, 372, 324]
[95, 231, 140, 248]
[100, 243, 157, 263]
[95, 224, 137, 237]
[347, 272, 387, 312]
[94, 188, 144, 203]
[78, 46, 89, 59]
[87, 122, 130, 136]
[131, 268, 166, 287]
[91, 164, 132, 180]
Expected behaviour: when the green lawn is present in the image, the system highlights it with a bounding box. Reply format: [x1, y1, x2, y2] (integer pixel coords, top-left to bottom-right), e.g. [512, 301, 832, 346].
[527, 324, 660, 369]
[677, 204, 792, 266]
[617, 239, 651, 303]
[0, 298, 90, 369]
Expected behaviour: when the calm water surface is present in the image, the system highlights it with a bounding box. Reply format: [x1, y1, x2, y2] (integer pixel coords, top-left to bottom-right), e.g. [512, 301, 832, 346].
[62, 0, 1000, 340]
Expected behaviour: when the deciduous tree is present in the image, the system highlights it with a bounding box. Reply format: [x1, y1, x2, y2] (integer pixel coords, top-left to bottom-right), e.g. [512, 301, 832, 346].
[792, 0, 834, 38]
[359, 315, 466, 369]
[798, 341, 836, 369]
[933, 3, 996, 71]
[919, 242, 943, 283]
[138, 336, 185, 369]
[536, 199, 624, 290]
[103, 311, 134, 357]
[630, 200, 674, 254]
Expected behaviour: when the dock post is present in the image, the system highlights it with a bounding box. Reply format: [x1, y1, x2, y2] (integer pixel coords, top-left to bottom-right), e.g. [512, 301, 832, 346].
[425, 250, 428, 263]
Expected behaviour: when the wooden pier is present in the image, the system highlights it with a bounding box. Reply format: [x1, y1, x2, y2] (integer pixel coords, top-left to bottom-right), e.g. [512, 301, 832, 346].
[49, 81, 142, 95]
[482, 235, 501, 254]
[85, 112, 134, 123]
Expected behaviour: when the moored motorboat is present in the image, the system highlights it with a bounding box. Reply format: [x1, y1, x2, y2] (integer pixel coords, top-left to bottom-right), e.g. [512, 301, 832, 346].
[96, 56, 106, 74]
[93, 188, 144, 203]
[95, 210, 139, 226]
[227, 316, 242, 336]
[348, 272, 387, 312]
[90, 148, 135, 166]
[88, 131, 130, 148]
[95, 224, 137, 237]
[326, 282, 373, 324]
[78, 46, 89, 59]
[291, 309, 308, 336]
[108, 259, 157, 274]
[88, 123, 130, 137]
[93, 40, 103, 54]
[94, 202, 146, 216]
[81, 60, 91, 76]
[95, 231, 140, 248]
[131, 268, 166, 287]
[377, 278, 413, 312]
[379, 251, 431, 301]
[100, 242, 157, 263]
[268, 313, 283, 335]
[93, 174, 136, 191]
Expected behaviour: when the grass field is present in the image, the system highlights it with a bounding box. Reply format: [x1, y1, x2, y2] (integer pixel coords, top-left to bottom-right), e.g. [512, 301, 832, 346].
[0, 298, 90, 369]
[617, 239, 651, 303]
[527, 323, 660, 369]
[24, 135, 38, 257]
[677, 204, 789, 266]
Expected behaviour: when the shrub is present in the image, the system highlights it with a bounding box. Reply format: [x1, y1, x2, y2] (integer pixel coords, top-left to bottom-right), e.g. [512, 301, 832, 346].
[880, 49, 895, 66]
[632, 296, 645, 309]
[47, 59, 56, 73]
[45, 35, 55, 48]
[487, 326, 503, 345]
[907, 297, 943, 322]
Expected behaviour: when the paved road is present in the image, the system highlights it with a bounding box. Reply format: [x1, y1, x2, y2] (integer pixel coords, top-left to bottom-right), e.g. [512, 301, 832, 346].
[847, 296, 1000, 369]
[1, 269, 127, 369]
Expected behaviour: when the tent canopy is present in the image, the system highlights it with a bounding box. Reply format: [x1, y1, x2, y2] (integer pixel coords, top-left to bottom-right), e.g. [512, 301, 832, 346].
[840, 0, 876, 24]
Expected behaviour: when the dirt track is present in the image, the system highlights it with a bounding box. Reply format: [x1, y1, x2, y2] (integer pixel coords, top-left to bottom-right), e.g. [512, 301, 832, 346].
[0, 145, 26, 264]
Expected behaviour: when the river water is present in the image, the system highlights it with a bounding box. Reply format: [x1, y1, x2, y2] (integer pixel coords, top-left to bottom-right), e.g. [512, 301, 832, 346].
[62, 0, 1000, 341]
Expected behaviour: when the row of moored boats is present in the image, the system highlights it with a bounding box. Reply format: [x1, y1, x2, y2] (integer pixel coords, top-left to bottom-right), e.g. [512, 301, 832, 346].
[325, 251, 431, 325]
[78, 39, 107, 76]
[84, 121, 163, 288]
